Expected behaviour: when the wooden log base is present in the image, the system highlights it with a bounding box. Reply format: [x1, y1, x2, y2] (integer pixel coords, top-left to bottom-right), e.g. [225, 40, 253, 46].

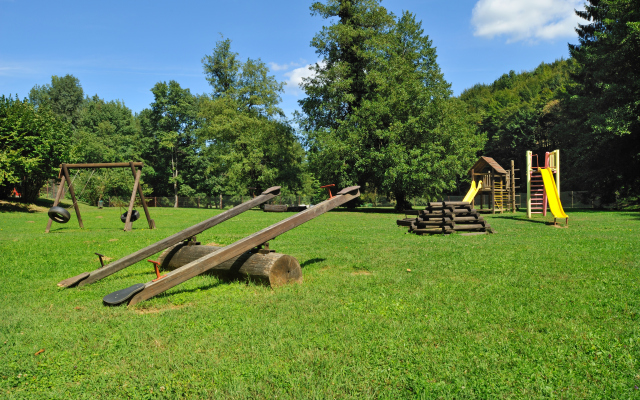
[413, 228, 454, 235]
[403, 201, 493, 236]
[396, 218, 415, 227]
[264, 204, 288, 212]
[416, 221, 455, 228]
[157, 243, 302, 287]
[453, 224, 487, 231]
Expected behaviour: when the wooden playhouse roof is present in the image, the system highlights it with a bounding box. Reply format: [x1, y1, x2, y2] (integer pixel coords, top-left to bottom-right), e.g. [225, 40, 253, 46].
[469, 156, 507, 175]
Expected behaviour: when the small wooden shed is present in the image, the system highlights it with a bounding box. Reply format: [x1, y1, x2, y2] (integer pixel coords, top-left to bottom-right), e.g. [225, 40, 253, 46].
[469, 157, 516, 213]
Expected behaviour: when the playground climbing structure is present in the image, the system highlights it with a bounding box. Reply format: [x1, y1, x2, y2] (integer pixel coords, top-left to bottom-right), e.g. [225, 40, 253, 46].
[526, 150, 568, 226]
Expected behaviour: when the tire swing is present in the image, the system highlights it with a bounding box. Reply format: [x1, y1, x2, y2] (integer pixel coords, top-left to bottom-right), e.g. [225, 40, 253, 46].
[120, 209, 140, 223]
[48, 206, 71, 223]
[47, 170, 80, 224]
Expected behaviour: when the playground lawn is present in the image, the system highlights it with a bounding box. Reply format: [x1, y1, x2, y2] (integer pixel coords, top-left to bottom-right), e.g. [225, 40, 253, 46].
[0, 201, 639, 399]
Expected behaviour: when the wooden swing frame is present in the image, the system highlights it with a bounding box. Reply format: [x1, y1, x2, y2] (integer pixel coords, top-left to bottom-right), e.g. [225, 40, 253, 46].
[45, 162, 156, 233]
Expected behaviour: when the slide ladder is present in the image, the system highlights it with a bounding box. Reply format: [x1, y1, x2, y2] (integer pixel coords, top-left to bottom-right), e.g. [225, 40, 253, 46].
[529, 170, 546, 215]
[494, 180, 505, 211]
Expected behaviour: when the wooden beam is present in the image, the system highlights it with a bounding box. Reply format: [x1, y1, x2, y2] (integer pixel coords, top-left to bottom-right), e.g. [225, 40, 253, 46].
[61, 164, 84, 229]
[129, 162, 155, 229]
[62, 162, 144, 169]
[123, 167, 141, 231]
[59, 186, 282, 288]
[123, 186, 361, 306]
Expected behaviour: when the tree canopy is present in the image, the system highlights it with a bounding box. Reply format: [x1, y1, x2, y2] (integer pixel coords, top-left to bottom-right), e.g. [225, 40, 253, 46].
[459, 60, 572, 170]
[199, 38, 304, 195]
[559, 0, 640, 203]
[0, 96, 71, 202]
[299, 0, 483, 208]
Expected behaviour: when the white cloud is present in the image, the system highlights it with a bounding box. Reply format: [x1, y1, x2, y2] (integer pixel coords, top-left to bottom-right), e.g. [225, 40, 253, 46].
[269, 62, 301, 72]
[471, 0, 584, 42]
[283, 62, 323, 96]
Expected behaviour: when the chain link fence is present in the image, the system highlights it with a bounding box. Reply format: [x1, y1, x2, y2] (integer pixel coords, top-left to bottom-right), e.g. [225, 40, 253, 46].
[40, 181, 601, 210]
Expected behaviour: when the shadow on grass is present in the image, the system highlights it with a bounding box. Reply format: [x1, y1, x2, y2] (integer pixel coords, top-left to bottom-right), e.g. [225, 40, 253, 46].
[300, 258, 326, 268]
[494, 215, 550, 225]
[158, 281, 224, 298]
[0, 198, 73, 214]
[330, 207, 402, 214]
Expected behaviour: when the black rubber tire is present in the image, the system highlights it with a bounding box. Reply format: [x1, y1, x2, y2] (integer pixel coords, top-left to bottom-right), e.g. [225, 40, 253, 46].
[48, 206, 71, 224]
[120, 209, 140, 223]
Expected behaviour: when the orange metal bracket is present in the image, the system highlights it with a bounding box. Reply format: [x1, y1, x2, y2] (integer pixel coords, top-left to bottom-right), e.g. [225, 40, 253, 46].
[320, 184, 335, 199]
[147, 259, 166, 281]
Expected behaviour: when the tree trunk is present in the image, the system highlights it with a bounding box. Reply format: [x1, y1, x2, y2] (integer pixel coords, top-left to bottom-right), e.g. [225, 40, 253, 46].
[394, 191, 411, 212]
[156, 243, 302, 287]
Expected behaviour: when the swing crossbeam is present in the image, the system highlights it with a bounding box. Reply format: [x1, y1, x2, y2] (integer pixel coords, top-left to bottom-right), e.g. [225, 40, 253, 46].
[45, 162, 155, 233]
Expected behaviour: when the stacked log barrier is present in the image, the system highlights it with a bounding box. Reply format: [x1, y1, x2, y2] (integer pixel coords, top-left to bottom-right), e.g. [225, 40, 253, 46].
[397, 201, 493, 235]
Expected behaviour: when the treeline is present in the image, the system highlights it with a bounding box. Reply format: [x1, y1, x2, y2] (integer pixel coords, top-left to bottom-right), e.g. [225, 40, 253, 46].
[460, 0, 639, 206]
[1, 38, 308, 206]
[1, 0, 638, 208]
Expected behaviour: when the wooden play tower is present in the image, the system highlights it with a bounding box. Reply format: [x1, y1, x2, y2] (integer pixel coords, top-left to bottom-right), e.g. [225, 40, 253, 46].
[468, 157, 519, 213]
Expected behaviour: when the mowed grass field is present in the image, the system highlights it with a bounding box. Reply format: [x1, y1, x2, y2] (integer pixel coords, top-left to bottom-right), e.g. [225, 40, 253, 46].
[0, 201, 639, 398]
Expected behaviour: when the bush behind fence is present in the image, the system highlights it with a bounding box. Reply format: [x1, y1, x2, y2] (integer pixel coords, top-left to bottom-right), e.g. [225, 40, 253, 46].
[39, 183, 600, 210]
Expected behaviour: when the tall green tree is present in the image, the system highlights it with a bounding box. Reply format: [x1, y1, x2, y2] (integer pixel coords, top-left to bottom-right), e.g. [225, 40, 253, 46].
[69, 96, 144, 205]
[299, 1, 483, 209]
[560, 0, 640, 203]
[146, 81, 199, 207]
[0, 96, 71, 201]
[199, 38, 304, 195]
[72, 95, 140, 163]
[29, 75, 84, 124]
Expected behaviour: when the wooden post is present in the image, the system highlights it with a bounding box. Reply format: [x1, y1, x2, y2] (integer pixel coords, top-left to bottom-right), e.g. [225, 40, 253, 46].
[526, 150, 532, 218]
[124, 168, 141, 231]
[510, 160, 516, 212]
[129, 162, 155, 229]
[61, 164, 84, 229]
[491, 170, 495, 214]
[45, 175, 67, 233]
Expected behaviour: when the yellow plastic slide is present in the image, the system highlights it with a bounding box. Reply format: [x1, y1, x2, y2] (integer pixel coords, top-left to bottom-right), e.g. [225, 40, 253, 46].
[462, 180, 482, 203]
[539, 168, 568, 219]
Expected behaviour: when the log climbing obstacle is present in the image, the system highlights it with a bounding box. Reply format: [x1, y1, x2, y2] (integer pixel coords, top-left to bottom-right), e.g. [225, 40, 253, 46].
[397, 201, 493, 235]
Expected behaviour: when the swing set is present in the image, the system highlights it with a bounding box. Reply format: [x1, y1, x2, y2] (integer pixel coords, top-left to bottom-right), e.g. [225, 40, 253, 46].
[45, 162, 156, 233]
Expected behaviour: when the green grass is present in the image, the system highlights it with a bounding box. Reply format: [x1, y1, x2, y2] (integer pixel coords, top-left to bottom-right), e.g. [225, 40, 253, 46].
[1, 201, 639, 398]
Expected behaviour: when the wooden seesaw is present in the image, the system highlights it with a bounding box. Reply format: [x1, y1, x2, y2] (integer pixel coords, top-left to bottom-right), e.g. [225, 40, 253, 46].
[57, 186, 283, 288]
[102, 186, 361, 306]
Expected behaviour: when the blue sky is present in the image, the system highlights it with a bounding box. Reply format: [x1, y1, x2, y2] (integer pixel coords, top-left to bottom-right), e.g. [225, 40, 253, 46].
[0, 0, 585, 119]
